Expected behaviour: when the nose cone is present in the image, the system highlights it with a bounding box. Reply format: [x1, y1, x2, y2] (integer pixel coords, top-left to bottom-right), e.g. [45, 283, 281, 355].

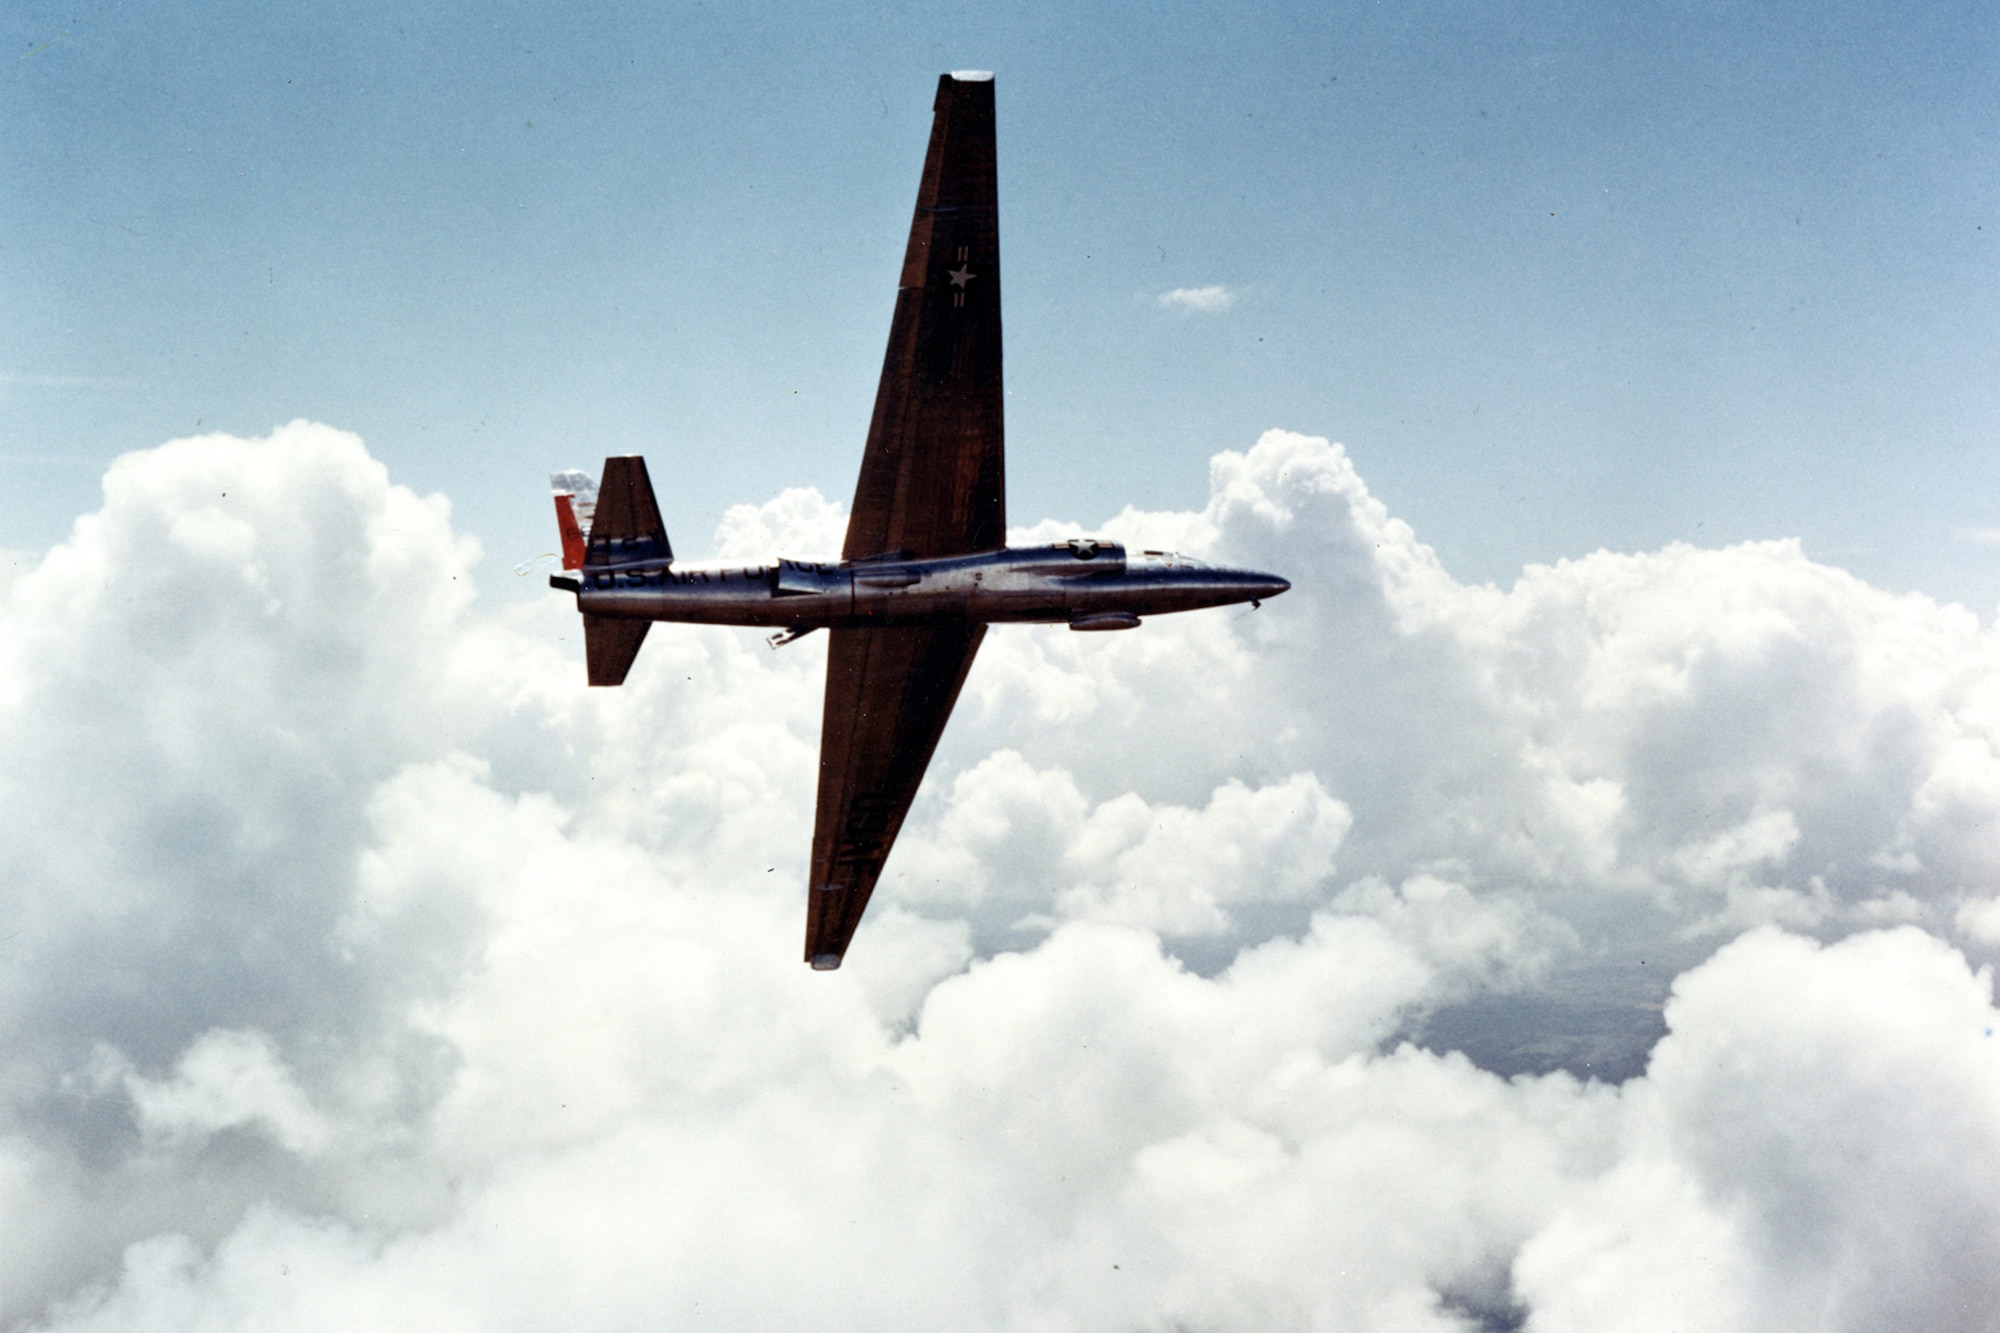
[1252, 574, 1291, 600]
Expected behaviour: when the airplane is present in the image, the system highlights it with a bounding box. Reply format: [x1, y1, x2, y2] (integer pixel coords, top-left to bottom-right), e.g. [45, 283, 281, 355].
[550, 72, 1290, 970]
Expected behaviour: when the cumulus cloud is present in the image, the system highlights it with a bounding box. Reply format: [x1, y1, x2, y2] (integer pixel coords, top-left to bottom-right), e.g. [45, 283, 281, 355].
[4, 420, 2000, 1329]
[1157, 284, 1236, 314]
[105, 1030, 333, 1156]
[1518, 928, 2000, 1332]
[884, 753, 1350, 938]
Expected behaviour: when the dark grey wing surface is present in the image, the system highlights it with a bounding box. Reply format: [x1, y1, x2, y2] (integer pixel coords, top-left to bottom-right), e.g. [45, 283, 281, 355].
[806, 622, 985, 968]
[806, 75, 1002, 966]
[841, 73, 1004, 562]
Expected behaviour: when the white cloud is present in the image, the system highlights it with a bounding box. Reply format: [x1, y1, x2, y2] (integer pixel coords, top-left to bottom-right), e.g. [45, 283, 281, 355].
[6, 421, 2000, 1328]
[1956, 894, 2000, 945]
[1157, 284, 1236, 314]
[1333, 873, 1574, 991]
[884, 753, 1350, 937]
[1052, 771, 1350, 934]
[709, 486, 847, 564]
[1519, 928, 2000, 1332]
[110, 1030, 332, 1156]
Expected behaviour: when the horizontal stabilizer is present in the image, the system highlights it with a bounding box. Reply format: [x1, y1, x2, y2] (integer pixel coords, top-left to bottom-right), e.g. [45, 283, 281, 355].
[585, 614, 650, 687]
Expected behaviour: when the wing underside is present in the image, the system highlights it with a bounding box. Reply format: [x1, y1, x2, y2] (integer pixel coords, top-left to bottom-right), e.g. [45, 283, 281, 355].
[806, 622, 985, 967]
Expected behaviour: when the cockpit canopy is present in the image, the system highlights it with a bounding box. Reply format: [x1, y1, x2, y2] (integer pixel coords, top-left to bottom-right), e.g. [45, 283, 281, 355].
[983, 540, 1128, 578]
[1135, 549, 1208, 570]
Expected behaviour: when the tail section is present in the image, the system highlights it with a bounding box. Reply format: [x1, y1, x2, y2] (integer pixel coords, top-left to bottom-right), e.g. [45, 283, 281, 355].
[586, 456, 672, 567]
[584, 615, 650, 686]
[553, 494, 587, 569]
[550, 470, 598, 570]
[553, 456, 672, 688]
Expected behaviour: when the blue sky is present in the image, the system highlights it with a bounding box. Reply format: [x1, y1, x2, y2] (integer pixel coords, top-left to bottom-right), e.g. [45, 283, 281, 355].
[5, 0, 1996, 605]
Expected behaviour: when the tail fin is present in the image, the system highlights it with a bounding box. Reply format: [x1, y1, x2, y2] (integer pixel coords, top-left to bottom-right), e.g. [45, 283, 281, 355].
[553, 494, 588, 570]
[584, 615, 650, 686]
[585, 456, 671, 566]
[550, 470, 598, 570]
[574, 456, 668, 688]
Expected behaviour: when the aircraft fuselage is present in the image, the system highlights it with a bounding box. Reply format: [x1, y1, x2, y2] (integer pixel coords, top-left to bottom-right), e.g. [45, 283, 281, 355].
[559, 541, 1288, 632]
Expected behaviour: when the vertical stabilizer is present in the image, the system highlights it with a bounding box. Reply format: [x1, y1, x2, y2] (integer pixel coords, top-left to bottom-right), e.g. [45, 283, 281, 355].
[553, 494, 588, 570]
[550, 470, 598, 571]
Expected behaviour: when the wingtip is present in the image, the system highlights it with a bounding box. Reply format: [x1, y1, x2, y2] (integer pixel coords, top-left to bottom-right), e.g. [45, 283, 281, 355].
[810, 953, 844, 971]
[948, 69, 994, 82]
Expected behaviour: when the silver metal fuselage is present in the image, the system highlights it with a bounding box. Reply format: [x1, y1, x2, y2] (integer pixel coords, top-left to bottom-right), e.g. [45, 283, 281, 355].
[572, 542, 1289, 630]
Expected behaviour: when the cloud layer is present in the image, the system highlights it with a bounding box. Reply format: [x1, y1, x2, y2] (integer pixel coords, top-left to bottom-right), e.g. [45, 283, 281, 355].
[4, 421, 1999, 1330]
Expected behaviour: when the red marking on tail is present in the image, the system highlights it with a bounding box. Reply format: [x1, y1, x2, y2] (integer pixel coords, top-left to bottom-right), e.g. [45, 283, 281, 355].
[554, 493, 587, 570]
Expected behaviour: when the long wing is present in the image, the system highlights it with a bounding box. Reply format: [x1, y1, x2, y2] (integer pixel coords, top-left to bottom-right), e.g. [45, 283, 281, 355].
[842, 72, 1004, 562]
[806, 623, 985, 968]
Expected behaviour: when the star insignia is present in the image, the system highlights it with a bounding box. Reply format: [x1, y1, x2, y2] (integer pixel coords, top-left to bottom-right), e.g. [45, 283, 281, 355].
[947, 264, 975, 288]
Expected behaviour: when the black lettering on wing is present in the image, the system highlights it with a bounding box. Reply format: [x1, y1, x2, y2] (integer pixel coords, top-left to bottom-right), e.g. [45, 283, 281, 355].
[833, 791, 899, 871]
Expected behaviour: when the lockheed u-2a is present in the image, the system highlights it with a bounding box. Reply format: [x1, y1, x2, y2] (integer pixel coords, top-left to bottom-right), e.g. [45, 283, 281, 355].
[550, 73, 1289, 969]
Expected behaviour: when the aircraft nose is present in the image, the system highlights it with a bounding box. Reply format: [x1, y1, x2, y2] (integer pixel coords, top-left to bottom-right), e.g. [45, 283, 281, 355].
[1254, 574, 1291, 600]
